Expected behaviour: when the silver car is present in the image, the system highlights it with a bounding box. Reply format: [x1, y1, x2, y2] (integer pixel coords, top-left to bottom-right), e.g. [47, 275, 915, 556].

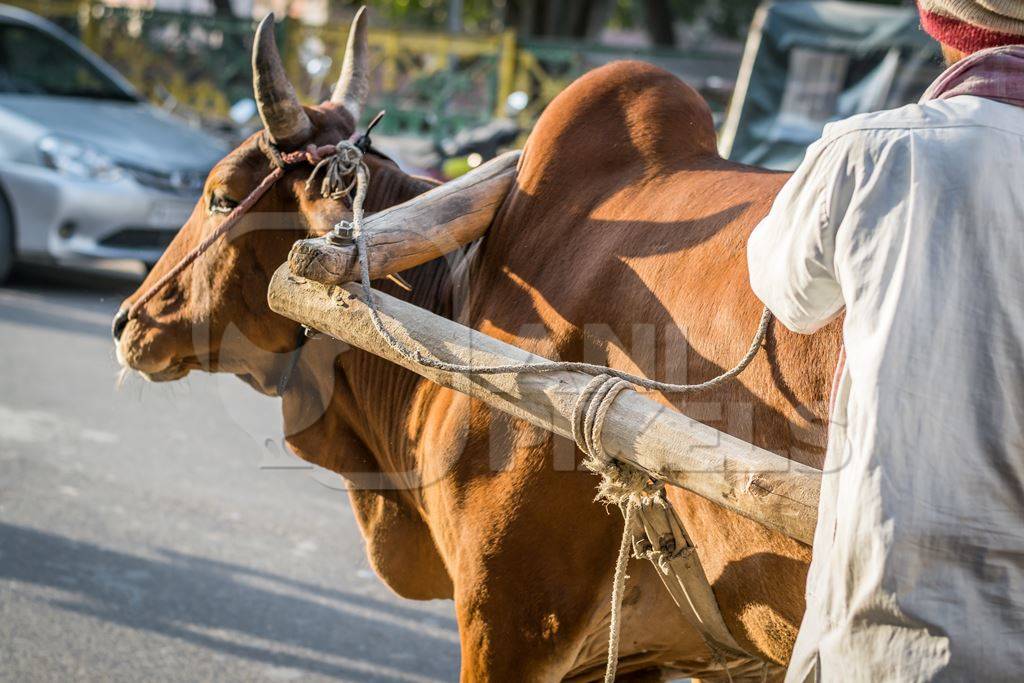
[0, 5, 229, 281]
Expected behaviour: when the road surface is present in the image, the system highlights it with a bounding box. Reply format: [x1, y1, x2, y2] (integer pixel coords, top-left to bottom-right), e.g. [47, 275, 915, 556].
[0, 267, 460, 682]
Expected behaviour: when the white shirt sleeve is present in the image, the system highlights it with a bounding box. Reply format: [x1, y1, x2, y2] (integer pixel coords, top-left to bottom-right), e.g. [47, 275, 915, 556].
[747, 135, 851, 334]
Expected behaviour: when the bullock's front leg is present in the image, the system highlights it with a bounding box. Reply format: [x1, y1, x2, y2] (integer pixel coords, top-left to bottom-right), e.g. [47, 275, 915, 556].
[451, 505, 620, 680]
[431, 414, 626, 681]
[452, 544, 686, 682]
[417, 407, 613, 681]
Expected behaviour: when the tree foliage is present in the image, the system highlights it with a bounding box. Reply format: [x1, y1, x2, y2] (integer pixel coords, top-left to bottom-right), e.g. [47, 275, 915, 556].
[339, 0, 908, 42]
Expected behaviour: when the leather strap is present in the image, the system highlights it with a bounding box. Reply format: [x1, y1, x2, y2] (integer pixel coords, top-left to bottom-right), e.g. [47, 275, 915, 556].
[625, 494, 781, 680]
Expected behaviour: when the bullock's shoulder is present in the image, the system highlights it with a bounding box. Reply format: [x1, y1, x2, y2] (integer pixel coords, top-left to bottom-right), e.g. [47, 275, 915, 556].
[520, 60, 718, 187]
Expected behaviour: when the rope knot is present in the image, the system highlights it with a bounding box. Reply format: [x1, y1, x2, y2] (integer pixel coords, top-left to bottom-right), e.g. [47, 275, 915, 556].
[329, 153, 773, 683]
[570, 373, 666, 683]
[306, 140, 367, 201]
[572, 374, 661, 507]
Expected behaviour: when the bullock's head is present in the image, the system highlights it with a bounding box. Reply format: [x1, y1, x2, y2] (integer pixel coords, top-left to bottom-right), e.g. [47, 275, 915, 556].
[114, 9, 398, 394]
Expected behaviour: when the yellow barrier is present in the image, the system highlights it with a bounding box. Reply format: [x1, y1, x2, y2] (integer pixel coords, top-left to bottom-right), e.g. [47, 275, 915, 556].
[12, 1, 727, 136]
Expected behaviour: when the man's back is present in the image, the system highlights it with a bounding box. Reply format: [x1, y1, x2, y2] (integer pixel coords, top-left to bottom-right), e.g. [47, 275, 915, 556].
[750, 95, 1024, 680]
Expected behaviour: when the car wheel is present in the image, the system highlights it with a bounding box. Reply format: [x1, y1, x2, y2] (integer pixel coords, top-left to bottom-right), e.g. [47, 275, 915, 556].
[0, 190, 13, 284]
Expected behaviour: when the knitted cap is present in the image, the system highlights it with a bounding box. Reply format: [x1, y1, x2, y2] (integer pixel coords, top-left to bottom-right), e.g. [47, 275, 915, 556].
[918, 1, 1024, 52]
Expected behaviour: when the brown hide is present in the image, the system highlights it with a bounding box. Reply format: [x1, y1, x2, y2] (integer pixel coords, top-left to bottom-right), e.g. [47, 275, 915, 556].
[435, 61, 842, 677]
[118, 58, 842, 681]
[289, 61, 841, 679]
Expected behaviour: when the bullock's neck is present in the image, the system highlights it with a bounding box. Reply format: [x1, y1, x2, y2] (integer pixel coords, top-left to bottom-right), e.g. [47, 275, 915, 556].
[283, 165, 454, 487]
[333, 254, 456, 484]
[340, 164, 461, 477]
[361, 161, 435, 213]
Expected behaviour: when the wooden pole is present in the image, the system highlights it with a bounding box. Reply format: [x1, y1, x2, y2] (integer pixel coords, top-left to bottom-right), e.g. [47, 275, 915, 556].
[288, 150, 520, 286]
[267, 267, 821, 544]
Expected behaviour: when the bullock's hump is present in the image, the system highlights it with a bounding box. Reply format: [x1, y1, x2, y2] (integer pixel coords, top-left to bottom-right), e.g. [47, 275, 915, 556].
[521, 61, 717, 189]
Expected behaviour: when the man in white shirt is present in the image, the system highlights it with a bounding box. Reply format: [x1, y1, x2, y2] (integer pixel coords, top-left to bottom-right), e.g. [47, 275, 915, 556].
[747, 1, 1024, 680]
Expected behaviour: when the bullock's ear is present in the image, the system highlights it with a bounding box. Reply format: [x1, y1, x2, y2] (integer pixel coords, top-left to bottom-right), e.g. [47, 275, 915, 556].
[329, 7, 370, 123]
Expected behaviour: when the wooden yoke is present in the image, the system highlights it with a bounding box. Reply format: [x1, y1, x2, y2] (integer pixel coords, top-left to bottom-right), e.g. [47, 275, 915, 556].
[288, 150, 521, 285]
[267, 269, 822, 544]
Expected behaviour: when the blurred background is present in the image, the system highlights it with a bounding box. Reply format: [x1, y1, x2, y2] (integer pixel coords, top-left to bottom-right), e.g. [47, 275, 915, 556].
[0, 1, 944, 680]
[0, 0, 944, 278]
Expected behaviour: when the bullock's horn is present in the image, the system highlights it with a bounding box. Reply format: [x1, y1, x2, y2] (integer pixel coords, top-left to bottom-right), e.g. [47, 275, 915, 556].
[330, 6, 370, 122]
[253, 13, 312, 147]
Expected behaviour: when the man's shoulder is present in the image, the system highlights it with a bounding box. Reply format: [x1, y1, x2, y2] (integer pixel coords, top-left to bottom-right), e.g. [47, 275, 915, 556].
[819, 97, 1024, 150]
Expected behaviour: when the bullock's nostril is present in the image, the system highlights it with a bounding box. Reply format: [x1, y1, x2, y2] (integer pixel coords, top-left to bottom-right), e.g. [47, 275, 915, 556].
[112, 308, 129, 342]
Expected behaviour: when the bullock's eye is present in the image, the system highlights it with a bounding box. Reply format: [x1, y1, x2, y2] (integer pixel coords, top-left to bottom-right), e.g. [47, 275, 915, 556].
[209, 192, 239, 216]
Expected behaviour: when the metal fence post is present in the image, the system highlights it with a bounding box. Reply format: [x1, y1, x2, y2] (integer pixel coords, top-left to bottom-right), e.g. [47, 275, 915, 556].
[80, 0, 99, 51]
[279, 14, 300, 97]
[495, 28, 517, 118]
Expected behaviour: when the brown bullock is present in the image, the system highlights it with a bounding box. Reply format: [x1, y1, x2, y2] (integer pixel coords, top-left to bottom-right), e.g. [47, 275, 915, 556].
[115, 14, 841, 681]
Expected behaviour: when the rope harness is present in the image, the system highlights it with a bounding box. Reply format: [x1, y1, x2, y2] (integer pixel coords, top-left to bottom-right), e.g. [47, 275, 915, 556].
[127, 111, 389, 322]
[339, 145, 777, 681]
[131, 122, 778, 680]
[128, 145, 317, 320]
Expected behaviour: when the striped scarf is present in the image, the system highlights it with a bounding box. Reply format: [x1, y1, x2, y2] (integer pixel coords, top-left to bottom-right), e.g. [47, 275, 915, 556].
[922, 45, 1024, 106]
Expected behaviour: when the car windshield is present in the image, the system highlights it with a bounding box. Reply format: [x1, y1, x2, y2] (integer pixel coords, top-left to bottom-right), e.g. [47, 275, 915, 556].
[0, 22, 136, 101]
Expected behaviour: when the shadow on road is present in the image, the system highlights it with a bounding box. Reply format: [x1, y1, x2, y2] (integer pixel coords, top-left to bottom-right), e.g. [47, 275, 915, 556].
[0, 522, 459, 681]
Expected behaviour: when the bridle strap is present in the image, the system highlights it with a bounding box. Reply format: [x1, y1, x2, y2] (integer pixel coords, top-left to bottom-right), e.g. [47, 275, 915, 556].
[126, 139, 366, 321]
[128, 163, 284, 319]
[128, 109, 389, 320]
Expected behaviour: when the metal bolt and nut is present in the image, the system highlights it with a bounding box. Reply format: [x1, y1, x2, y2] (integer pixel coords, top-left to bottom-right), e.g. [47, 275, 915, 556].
[326, 220, 355, 246]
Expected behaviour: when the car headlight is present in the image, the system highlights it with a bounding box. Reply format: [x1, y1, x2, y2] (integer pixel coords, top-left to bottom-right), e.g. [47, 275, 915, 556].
[37, 135, 125, 182]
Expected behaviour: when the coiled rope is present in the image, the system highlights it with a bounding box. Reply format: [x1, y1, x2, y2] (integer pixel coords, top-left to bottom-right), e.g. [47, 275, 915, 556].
[331, 141, 772, 682]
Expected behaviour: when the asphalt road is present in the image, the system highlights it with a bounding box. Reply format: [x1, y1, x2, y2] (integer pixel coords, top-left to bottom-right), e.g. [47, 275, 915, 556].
[0, 266, 460, 682]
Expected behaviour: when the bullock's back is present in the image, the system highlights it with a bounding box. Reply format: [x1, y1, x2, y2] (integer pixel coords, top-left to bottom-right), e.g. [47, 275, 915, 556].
[472, 60, 841, 663]
[481, 60, 799, 388]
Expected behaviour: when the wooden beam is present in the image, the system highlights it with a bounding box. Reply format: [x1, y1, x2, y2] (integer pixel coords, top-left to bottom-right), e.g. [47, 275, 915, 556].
[267, 267, 821, 544]
[288, 150, 521, 286]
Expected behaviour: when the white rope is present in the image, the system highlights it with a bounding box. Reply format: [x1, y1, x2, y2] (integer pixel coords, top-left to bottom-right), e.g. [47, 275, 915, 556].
[307, 143, 365, 200]
[572, 374, 664, 682]
[327, 141, 772, 681]
[339, 142, 772, 396]
[605, 501, 636, 683]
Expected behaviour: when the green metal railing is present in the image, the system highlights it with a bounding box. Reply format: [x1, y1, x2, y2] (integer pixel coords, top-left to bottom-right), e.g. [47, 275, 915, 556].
[10, 1, 738, 139]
